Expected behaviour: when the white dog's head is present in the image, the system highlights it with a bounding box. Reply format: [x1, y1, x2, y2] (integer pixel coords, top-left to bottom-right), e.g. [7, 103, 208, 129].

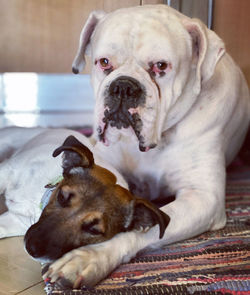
[72, 5, 225, 151]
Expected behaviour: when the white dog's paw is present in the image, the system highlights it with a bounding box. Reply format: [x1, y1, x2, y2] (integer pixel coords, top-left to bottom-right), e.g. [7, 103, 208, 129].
[43, 243, 119, 288]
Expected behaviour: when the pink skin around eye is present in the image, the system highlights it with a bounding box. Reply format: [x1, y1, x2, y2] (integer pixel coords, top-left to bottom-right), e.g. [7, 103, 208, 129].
[152, 64, 163, 74]
[150, 62, 172, 76]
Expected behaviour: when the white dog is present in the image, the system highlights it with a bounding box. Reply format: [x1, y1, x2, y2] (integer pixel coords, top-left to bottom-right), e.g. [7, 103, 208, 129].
[42, 4, 250, 288]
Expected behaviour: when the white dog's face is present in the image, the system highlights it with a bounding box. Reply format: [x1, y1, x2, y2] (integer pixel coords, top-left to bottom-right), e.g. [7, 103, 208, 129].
[72, 5, 224, 151]
[90, 7, 192, 151]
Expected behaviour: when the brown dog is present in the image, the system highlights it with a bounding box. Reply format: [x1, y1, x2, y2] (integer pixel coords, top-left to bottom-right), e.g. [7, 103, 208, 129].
[24, 135, 170, 262]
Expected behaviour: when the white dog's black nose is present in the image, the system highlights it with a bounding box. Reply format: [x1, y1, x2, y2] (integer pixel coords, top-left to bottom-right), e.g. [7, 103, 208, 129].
[103, 76, 146, 131]
[101, 76, 148, 147]
[108, 76, 145, 108]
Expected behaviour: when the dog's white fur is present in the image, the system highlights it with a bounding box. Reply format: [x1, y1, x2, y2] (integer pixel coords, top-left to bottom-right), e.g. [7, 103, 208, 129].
[0, 127, 126, 239]
[43, 5, 250, 287]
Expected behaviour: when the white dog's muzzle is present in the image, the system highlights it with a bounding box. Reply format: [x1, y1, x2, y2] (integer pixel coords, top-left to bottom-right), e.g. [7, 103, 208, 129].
[99, 75, 156, 152]
[94, 60, 161, 152]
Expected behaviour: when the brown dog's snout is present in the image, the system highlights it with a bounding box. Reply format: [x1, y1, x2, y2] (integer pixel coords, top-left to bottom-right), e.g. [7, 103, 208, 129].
[25, 227, 42, 258]
[25, 219, 71, 260]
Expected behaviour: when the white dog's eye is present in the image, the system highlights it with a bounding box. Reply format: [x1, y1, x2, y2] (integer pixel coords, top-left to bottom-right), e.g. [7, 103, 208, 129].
[97, 58, 113, 74]
[100, 58, 109, 67]
[156, 61, 168, 71]
[148, 61, 170, 78]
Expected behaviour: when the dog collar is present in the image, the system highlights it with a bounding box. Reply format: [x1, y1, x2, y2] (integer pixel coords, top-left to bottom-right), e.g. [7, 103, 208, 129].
[40, 187, 55, 210]
[40, 175, 63, 210]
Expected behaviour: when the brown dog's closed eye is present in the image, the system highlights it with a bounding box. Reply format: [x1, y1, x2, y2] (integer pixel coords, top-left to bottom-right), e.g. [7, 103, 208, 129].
[81, 213, 105, 235]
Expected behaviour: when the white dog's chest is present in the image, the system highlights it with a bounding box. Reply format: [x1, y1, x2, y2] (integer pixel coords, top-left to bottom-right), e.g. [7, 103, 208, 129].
[98, 143, 173, 201]
[124, 171, 172, 201]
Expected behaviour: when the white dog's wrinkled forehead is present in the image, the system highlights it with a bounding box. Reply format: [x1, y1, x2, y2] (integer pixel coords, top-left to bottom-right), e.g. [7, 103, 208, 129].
[91, 6, 191, 65]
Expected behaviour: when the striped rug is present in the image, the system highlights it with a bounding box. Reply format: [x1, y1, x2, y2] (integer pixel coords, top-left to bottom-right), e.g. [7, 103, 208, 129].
[44, 157, 250, 295]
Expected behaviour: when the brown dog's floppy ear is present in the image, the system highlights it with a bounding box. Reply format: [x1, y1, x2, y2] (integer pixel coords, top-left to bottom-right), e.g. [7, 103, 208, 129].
[53, 135, 94, 175]
[130, 198, 170, 239]
[72, 10, 106, 74]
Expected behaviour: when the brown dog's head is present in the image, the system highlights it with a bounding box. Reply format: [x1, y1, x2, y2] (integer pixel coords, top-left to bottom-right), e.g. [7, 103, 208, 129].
[24, 135, 170, 262]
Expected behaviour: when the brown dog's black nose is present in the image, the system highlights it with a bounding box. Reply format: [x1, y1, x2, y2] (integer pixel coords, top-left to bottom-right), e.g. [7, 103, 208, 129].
[24, 220, 73, 261]
[108, 76, 145, 107]
[25, 229, 45, 258]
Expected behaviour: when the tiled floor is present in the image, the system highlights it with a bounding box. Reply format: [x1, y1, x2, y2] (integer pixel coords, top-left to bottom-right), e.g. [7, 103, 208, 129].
[0, 73, 94, 294]
[0, 237, 44, 295]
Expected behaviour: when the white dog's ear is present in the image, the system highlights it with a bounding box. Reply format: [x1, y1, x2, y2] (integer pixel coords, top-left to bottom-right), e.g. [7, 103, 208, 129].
[72, 10, 106, 74]
[183, 18, 225, 94]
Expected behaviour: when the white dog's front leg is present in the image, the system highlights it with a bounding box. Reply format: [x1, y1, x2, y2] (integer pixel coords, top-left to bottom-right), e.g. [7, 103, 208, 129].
[43, 229, 156, 288]
[158, 188, 227, 247]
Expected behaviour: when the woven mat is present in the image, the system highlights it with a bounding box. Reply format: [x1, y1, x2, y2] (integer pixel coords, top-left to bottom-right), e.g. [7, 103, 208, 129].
[43, 138, 250, 294]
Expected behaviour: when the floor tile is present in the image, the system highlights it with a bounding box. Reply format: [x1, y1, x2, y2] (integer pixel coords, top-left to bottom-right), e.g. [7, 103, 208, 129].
[0, 232, 44, 294]
[16, 282, 45, 295]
